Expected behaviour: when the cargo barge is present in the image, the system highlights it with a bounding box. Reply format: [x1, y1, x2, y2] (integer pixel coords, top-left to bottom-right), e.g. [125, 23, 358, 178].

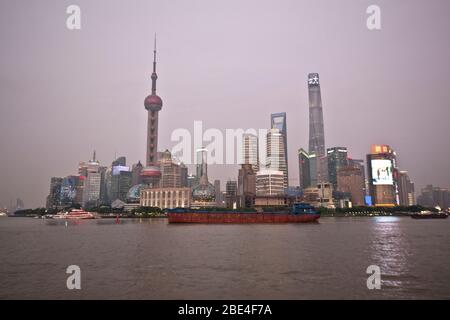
[167, 203, 320, 224]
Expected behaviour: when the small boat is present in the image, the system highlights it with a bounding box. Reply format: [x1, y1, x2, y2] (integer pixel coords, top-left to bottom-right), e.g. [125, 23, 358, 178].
[167, 203, 320, 224]
[53, 209, 95, 220]
[410, 211, 448, 219]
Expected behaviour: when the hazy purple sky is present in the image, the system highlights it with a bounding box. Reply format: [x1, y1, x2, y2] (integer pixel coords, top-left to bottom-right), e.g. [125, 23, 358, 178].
[1, 0, 449, 208]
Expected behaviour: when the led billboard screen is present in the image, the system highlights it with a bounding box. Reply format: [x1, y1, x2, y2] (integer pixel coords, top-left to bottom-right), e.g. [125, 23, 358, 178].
[371, 159, 393, 185]
[112, 165, 130, 176]
[365, 195, 373, 206]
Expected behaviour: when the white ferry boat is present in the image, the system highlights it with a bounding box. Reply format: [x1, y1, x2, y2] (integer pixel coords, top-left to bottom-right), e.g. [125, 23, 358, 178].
[53, 209, 95, 220]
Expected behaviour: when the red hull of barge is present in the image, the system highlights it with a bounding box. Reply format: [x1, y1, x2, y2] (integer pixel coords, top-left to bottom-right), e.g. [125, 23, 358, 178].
[167, 212, 320, 224]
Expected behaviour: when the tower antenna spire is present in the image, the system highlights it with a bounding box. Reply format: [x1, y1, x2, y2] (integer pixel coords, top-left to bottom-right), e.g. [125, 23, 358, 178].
[151, 33, 158, 94]
[153, 33, 157, 72]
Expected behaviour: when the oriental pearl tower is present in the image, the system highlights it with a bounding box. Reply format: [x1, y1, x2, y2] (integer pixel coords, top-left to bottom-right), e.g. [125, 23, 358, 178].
[140, 36, 163, 187]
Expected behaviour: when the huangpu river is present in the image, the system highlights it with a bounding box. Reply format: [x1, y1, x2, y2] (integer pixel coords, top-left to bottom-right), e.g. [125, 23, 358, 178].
[0, 216, 449, 299]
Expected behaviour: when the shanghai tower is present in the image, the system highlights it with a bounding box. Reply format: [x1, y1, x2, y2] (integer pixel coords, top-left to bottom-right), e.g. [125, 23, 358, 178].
[307, 73, 327, 183]
[141, 36, 163, 186]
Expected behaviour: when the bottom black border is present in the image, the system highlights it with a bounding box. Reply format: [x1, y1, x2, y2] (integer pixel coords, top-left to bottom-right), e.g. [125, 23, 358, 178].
[1, 300, 447, 319]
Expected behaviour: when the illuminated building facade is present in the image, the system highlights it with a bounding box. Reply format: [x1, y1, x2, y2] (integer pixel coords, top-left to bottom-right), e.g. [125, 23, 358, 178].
[140, 187, 191, 209]
[367, 145, 398, 206]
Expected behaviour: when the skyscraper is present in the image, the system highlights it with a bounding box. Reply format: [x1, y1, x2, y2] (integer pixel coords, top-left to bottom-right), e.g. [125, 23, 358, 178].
[266, 128, 288, 190]
[83, 171, 101, 207]
[238, 164, 256, 208]
[308, 152, 318, 187]
[196, 147, 208, 180]
[298, 148, 311, 189]
[160, 149, 183, 188]
[214, 179, 223, 207]
[191, 147, 216, 207]
[141, 35, 163, 187]
[270, 112, 288, 184]
[225, 180, 238, 208]
[398, 171, 415, 206]
[61, 175, 82, 207]
[111, 170, 132, 202]
[103, 168, 112, 205]
[180, 163, 188, 188]
[112, 157, 126, 167]
[131, 161, 143, 186]
[46, 177, 63, 209]
[110, 156, 132, 202]
[82, 152, 101, 207]
[78, 161, 88, 178]
[242, 133, 259, 172]
[308, 73, 327, 183]
[327, 147, 348, 189]
[337, 166, 365, 206]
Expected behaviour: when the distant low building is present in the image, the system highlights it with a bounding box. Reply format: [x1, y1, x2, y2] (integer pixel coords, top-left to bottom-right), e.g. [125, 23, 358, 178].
[417, 185, 449, 210]
[126, 184, 147, 203]
[303, 183, 334, 208]
[111, 199, 126, 209]
[254, 195, 292, 207]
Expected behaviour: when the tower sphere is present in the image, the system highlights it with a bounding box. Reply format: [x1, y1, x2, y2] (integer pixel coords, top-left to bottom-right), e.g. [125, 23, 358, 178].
[140, 166, 161, 177]
[144, 94, 163, 111]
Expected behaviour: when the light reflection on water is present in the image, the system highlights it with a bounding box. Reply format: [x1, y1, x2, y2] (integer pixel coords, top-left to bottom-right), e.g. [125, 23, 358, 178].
[369, 217, 413, 294]
[373, 216, 401, 223]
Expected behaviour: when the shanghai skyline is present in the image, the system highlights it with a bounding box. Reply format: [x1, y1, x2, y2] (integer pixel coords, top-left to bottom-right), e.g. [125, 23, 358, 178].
[1, 0, 450, 208]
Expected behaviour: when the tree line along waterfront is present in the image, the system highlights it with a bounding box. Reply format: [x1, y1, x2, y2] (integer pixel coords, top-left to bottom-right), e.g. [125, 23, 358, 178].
[11, 206, 166, 218]
[10, 205, 439, 218]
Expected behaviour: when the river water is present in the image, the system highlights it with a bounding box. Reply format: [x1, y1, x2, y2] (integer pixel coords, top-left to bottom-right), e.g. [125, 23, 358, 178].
[0, 217, 449, 299]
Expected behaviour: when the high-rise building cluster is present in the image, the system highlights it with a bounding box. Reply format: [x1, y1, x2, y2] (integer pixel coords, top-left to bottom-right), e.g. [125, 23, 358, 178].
[233, 74, 417, 209]
[46, 39, 433, 211]
[47, 152, 138, 210]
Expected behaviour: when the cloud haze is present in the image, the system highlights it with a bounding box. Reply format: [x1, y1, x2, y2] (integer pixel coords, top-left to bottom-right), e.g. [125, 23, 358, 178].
[1, 0, 449, 208]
